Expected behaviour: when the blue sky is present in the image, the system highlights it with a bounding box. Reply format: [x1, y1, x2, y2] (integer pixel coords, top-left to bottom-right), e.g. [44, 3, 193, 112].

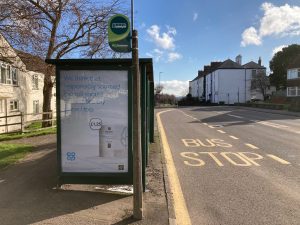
[132, 0, 300, 96]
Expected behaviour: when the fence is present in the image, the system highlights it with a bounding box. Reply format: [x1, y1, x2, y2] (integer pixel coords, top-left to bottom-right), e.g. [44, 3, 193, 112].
[0, 111, 56, 134]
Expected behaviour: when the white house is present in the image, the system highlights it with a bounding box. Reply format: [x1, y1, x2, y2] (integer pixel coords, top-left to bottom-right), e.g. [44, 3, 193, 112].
[189, 76, 199, 99]
[189, 55, 267, 104]
[0, 34, 56, 133]
[189, 70, 205, 100]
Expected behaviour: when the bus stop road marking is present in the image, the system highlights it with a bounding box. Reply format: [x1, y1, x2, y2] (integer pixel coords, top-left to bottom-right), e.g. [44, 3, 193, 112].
[229, 135, 239, 140]
[217, 130, 226, 134]
[266, 154, 291, 165]
[245, 143, 259, 149]
[157, 110, 192, 225]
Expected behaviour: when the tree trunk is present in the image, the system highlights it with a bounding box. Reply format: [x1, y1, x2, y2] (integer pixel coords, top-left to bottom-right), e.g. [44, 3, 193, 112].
[42, 66, 54, 127]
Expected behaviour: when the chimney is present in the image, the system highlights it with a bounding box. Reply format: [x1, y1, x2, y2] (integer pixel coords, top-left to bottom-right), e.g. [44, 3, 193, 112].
[198, 70, 203, 77]
[258, 57, 262, 66]
[235, 54, 242, 65]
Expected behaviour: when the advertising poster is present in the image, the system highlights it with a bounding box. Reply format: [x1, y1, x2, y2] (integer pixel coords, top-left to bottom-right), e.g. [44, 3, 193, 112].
[60, 70, 128, 173]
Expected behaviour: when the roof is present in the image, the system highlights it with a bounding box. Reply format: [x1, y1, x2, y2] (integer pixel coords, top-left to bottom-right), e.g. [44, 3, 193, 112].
[288, 54, 300, 69]
[15, 50, 54, 75]
[198, 70, 204, 78]
[191, 76, 198, 82]
[46, 58, 154, 82]
[218, 59, 243, 69]
[210, 62, 223, 72]
[243, 61, 266, 69]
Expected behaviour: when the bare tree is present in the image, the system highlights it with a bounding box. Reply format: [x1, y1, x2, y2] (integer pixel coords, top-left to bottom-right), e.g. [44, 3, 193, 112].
[251, 70, 270, 100]
[155, 84, 164, 95]
[0, 0, 122, 127]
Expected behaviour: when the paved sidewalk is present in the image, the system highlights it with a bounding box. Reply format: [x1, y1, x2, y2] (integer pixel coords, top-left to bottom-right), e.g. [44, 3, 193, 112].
[0, 133, 169, 225]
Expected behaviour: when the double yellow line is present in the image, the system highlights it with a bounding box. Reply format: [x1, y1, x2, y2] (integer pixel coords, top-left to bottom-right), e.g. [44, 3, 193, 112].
[157, 110, 192, 225]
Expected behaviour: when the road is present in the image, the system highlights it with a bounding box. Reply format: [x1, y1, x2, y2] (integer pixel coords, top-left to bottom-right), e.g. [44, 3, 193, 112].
[157, 106, 300, 225]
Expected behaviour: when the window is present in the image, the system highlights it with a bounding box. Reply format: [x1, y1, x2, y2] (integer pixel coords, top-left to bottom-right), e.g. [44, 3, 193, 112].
[0, 99, 4, 113]
[6, 65, 12, 84]
[251, 70, 256, 77]
[9, 100, 19, 111]
[12, 68, 18, 85]
[287, 87, 299, 97]
[287, 69, 300, 80]
[33, 100, 39, 114]
[32, 74, 39, 89]
[1, 64, 7, 84]
[0, 63, 18, 85]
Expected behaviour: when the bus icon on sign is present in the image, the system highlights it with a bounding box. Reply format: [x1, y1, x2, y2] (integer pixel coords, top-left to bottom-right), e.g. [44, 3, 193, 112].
[112, 23, 126, 29]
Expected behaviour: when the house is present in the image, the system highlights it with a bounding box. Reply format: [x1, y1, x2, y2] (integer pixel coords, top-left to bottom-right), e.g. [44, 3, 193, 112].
[287, 54, 300, 98]
[189, 76, 199, 98]
[189, 70, 205, 100]
[0, 34, 56, 133]
[189, 55, 267, 104]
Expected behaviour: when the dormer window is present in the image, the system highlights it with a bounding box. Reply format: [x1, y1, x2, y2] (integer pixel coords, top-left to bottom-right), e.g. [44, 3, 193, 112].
[12, 68, 18, 85]
[0, 62, 18, 85]
[0, 63, 7, 84]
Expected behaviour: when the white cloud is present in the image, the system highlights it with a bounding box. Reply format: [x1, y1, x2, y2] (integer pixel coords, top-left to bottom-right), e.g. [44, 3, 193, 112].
[241, 27, 262, 47]
[147, 25, 176, 50]
[166, 25, 177, 35]
[241, 2, 300, 46]
[146, 48, 164, 62]
[193, 13, 198, 22]
[160, 80, 189, 96]
[146, 24, 182, 63]
[272, 45, 288, 56]
[167, 52, 182, 62]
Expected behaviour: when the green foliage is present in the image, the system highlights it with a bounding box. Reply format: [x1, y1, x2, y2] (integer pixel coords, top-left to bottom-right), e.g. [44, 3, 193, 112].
[0, 127, 56, 141]
[0, 143, 32, 169]
[269, 44, 300, 89]
[25, 121, 42, 130]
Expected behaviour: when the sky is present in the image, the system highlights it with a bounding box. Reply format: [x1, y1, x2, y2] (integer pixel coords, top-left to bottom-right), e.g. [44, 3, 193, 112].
[132, 0, 300, 96]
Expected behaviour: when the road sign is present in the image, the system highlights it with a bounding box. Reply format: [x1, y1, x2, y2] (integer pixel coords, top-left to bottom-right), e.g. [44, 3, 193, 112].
[108, 14, 131, 52]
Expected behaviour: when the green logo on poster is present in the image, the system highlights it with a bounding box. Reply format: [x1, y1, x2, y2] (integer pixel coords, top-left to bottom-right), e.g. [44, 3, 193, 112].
[108, 14, 131, 52]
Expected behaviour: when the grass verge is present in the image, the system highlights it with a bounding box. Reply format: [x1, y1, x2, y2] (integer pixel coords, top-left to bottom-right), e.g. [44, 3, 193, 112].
[0, 143, 33, 169]
[0, 127, 56, 142]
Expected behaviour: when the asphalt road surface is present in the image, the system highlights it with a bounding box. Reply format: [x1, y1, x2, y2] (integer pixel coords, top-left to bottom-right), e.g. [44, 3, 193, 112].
[158, 106, 300, 225]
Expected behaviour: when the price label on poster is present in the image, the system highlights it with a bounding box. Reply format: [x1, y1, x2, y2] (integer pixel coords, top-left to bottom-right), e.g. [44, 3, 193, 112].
[59, 70, 128, 173]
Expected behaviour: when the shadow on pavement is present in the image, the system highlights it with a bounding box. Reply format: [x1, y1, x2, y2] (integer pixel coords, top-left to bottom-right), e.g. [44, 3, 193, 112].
[0, 149, 128, 225]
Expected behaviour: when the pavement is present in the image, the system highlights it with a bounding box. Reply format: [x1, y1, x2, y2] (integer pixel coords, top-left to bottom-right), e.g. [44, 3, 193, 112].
[0, 124, 169, 225]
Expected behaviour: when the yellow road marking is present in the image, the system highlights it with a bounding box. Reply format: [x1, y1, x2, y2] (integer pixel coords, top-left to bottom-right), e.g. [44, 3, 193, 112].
[267, 154, 291, 165]
[229, 135, 239, 140]
[245, 143, 259, 149]
[157, 110, 192, 225]
[217, 130, 226, 134]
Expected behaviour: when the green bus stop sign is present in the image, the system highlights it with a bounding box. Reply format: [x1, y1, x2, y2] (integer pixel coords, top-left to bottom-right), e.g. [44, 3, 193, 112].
[108, 14, 131, 53]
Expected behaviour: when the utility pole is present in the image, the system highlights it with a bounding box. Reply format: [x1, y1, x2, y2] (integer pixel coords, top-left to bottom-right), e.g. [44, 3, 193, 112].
[131, 0, 143, 219]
